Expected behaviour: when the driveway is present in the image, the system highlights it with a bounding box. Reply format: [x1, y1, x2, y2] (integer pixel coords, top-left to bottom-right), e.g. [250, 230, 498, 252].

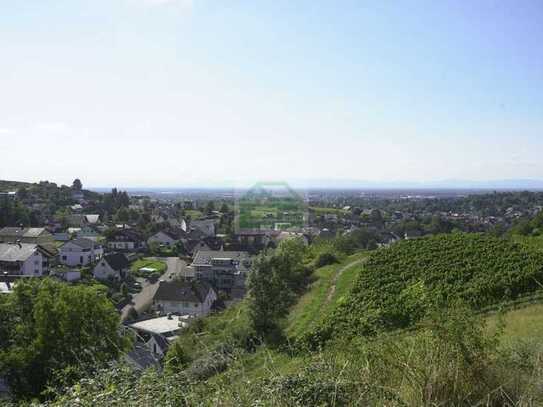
[121, 257, 186, 321]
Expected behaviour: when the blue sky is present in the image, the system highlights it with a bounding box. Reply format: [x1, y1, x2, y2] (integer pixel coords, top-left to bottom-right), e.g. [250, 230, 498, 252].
[1, 0, 542, 187]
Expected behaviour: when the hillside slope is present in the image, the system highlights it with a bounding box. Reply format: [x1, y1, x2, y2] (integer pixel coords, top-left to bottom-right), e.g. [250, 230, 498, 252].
[0, 180, 31, 192]
[305, 233, 543, 346]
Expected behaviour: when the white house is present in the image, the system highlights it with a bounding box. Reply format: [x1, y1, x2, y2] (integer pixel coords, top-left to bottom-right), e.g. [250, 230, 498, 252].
[147, 230, 182, 247]
[153, 280, 217, 317]
[59, 238, 103, 267]
[93, 253, 130, 281]
[0, 243, 50, 276]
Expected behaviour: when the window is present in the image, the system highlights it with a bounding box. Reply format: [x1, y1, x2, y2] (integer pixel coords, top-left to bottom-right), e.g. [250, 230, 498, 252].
[194, 303, 199, 307]
[183, 302, 189, 307]
[62, 255, 67, 260]
[80, 256, 83, 264]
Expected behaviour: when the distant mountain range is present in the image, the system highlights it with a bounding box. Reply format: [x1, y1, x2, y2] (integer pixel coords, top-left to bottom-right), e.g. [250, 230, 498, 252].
[284, 178, 543, 190]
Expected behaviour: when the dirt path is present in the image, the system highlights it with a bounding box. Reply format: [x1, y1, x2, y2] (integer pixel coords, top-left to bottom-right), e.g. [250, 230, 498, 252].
[325, 258, 367, 303]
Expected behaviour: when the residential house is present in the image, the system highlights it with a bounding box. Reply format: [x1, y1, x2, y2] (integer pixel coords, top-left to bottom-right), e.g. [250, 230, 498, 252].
[153, 280, 217, 317]
[59, 238, 103, 267]
[233, 230, 273, 252]
[66, 214, 87, 227]
[146, 333, 170, 358]
[93, 253, 130, 281]
[66, 214, 100, 227]
[125, 315, 192, 366]
[0, 243, 51, 276]
[147, 229, 184, 248]
[191, 250, 251, 297]
[127, 314, 190, 340]
[84, 214, 100, 225]
[168, 218, 187, 232]
[189, 219, 217, 237]
[125, 343, 160, 371]
[107, 229, 146, 251]
[53, 232, 70, 242]
[76, 225, 100, 241]
[50, 265, 81, 282]
[0, 227, 56, 252]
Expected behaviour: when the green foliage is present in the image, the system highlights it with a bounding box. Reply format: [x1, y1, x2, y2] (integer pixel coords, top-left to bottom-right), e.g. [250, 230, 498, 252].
[0, 279, 130, 400]
[313, 250, 339, 268]
[247, 239, 311, 342]
[306, 233, 543, 347]
[47, 305, 543, 406]
[0, 196, 31, 227]
[164, 341, 191, 375]
[512, 211, 543, 237]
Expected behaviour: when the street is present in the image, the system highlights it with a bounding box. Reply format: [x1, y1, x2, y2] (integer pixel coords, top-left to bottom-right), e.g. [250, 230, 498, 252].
[121, 257, 186, 321]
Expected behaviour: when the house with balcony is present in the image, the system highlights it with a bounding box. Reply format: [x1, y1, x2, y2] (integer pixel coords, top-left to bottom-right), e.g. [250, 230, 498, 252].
[0, 242, 51, 276]
[59, 238, 103, 267]
[191, 250, 251, 298]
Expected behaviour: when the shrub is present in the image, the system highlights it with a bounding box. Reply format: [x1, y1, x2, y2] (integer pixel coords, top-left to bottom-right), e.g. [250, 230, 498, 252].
[313, 251, 339, 268]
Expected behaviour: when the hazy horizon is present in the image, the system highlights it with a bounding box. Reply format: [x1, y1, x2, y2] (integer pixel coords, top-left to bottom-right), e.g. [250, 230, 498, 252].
[2, 1, 542, 187]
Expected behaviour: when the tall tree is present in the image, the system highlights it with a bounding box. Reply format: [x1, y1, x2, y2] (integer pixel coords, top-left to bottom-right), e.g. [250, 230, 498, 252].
[0, 279, 130, 400]
[72, 179, 83, 191]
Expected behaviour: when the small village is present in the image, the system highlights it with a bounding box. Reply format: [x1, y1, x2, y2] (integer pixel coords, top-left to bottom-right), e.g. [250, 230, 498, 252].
[2, 179, 543, 394]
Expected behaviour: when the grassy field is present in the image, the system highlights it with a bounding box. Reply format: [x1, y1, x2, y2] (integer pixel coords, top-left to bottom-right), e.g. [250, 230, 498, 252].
[286, 251, 368, 338]
[185, 209, 203, 220]
[487, 303, 543, 343]
[309, 206, 349, 215]
[238, 198, 306, 230]
[130, 258, 167, 274]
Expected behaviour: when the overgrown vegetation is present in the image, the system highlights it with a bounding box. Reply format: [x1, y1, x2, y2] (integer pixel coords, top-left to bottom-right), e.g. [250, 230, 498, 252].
[44, 306, 543, 406]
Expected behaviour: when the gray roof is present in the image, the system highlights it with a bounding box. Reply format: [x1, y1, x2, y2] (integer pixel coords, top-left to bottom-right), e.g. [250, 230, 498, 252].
[0, 243, 39, 262]
[125, 343, 159, 370]
[64, 237, 97, 250]
[103, 253, 130, 271]
[154, 280, 213, 303]
[192, 250, 250, 268]
[24, 228, 48, 238]
[150, 333, 170, 353]
[0, 227, 48, 239]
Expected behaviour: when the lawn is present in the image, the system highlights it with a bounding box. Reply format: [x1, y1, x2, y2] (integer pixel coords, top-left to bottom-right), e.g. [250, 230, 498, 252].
[130, 258, 167, 275]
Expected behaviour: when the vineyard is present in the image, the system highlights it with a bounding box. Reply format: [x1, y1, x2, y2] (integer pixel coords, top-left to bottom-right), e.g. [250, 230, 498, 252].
[306, 233, 543, 345]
